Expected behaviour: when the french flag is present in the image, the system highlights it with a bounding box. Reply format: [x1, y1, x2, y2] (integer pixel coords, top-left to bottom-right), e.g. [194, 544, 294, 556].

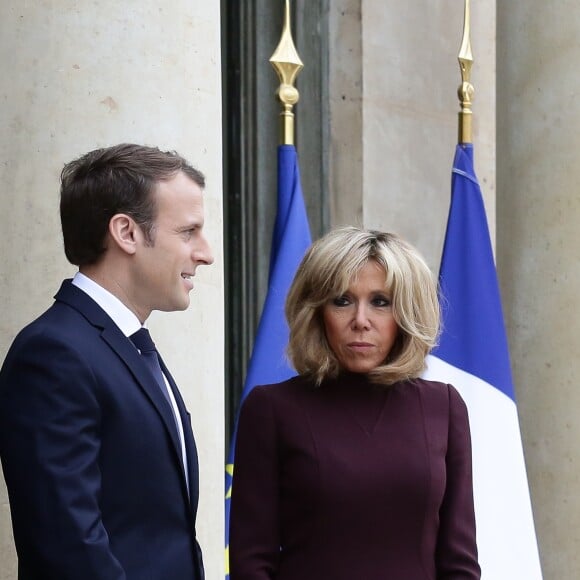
[423, 144, 543, 579]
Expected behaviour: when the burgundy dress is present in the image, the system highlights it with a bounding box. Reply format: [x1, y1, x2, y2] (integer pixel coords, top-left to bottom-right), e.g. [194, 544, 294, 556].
[229, 373, 480, 580]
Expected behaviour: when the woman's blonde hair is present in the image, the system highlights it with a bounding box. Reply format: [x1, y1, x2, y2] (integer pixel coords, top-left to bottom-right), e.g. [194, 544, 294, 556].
[285, 227, 440, 386]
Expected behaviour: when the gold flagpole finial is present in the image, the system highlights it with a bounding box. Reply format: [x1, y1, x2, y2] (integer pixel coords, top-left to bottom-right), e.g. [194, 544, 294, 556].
[270, 0, 304, 145]
[458, 0, 474, 144]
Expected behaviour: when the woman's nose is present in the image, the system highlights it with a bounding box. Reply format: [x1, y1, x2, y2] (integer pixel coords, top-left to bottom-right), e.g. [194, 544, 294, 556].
[352, 304, 371, 330]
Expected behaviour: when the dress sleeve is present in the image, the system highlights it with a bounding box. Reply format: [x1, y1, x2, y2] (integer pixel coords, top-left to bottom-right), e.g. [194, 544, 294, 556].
[230, 386, 280, 580]
[436, 385, 481, 579]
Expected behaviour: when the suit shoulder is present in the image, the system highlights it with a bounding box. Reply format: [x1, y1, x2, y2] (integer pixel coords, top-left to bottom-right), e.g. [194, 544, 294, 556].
[10, 303, 93, 348]
[0, 302, 102, 383]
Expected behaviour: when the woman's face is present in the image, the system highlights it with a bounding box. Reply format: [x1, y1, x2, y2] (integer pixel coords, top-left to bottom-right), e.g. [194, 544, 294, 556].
[322, 260, 399, 374]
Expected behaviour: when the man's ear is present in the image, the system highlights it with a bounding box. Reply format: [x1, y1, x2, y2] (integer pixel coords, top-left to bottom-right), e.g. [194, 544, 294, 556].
[108, 214, 141, 255]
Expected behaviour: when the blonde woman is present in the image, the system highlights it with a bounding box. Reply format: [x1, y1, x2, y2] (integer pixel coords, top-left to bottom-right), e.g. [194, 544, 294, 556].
[230, 227, 480, 580]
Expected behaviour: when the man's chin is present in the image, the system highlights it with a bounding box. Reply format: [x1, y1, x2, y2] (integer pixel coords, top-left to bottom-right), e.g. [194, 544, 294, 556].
[158, 297, 191, 313]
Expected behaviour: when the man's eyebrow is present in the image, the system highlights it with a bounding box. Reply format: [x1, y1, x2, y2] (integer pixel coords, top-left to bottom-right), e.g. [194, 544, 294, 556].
[177, 221, 203, 231]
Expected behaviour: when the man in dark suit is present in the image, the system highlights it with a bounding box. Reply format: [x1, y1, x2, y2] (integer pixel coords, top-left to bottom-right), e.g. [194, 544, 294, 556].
[0, 143, 214, 579]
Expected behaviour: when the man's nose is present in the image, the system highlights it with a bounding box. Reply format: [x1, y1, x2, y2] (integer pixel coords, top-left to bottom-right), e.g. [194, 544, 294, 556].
[195, 235, 214, 265]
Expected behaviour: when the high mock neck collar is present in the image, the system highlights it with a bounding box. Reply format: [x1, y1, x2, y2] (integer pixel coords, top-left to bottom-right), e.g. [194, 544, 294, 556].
[322, 371, 387, 393]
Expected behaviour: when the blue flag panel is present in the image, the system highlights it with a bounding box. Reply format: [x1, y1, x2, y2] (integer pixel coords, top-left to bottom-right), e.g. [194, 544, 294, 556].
[432, 144, 515, 401]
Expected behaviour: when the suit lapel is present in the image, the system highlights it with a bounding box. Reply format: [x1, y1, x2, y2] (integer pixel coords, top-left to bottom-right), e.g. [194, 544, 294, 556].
[54, 280, 191, 502]
[101, 327, 184, 455]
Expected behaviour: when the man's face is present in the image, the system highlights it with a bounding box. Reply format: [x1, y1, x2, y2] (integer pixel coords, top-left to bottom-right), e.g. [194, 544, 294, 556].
[131, 171, 213, 321]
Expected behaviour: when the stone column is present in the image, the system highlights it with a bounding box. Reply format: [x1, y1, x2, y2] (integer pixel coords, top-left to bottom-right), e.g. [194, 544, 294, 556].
[498, 3, 580, 578]
[0, 2, 223, 578]
[329, 0, 495, 271]
[328, 0, 364, 228]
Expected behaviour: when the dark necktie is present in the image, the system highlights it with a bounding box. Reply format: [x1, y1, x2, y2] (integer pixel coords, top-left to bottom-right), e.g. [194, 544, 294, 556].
[130, 328, 174, 407]
[130, 328, 189, 490]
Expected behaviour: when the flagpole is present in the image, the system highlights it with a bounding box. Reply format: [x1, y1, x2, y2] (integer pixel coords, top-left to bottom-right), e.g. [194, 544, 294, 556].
[458, 0, 474, 145]
[270, 0, 304, 145]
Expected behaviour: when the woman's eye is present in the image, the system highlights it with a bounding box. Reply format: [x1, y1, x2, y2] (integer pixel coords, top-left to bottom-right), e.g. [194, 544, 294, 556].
[373, 296, 391, 307]
[332, 295, 350, 307]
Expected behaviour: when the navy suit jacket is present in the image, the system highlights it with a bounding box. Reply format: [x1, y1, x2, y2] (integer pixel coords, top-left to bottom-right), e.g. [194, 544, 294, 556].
[0, 280, 204, 579]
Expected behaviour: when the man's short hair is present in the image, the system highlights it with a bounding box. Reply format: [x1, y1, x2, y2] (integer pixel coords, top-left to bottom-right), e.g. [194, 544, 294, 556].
[60, 143, 205, 266]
